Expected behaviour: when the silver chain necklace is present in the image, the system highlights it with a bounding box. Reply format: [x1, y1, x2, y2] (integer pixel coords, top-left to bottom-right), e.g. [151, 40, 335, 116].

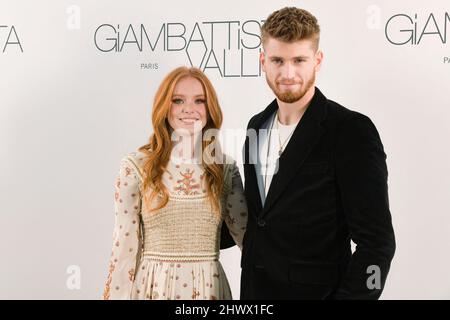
[275, 113, 296, 157]
[263, 112, 297, 194]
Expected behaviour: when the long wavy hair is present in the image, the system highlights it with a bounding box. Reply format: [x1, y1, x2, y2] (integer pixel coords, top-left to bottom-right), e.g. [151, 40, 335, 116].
[138, 67, 224, 215]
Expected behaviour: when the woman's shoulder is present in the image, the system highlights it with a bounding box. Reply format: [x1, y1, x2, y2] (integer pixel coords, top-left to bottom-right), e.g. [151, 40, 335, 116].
[221, 153, 238, 170]
[124, 149, 149, 168]
[119, 149, 150, 181]
[221, 153, 241, 181]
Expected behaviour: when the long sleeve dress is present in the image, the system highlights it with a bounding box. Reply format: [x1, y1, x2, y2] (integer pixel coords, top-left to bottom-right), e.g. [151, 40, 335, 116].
[102, 150, 248, 300]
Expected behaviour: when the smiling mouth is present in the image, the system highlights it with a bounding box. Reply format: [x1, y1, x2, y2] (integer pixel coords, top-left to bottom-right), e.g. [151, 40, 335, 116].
[179, 118, 200, 124]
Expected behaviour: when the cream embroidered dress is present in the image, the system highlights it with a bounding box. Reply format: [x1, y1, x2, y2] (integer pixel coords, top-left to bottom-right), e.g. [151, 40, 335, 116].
[102, 150, 248, 300]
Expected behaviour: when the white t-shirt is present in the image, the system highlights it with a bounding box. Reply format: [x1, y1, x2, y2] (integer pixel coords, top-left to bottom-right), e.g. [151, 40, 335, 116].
[257, 114, 299, 203]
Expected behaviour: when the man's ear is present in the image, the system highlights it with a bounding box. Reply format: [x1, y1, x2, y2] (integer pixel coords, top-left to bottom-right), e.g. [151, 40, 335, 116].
[260, 51, 266, 73]
[314, 50, 324, 72]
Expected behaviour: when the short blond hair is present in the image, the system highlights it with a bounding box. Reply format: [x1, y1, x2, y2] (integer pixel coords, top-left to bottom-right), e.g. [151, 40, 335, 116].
[261, 7, 320, 51]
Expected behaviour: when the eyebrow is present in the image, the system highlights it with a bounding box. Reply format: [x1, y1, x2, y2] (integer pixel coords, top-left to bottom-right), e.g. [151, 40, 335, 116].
[172, 94, 205, 97]
[269, 55, 309, 60]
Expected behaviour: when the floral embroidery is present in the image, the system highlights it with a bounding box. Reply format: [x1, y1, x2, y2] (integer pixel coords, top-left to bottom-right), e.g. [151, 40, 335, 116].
[226, 216, 236, 225]
[105, 152, 248, 300]
[174, 169, 201, 195]
[102, 261, 115, 300]
[192, 289, 200, 299]
[128, 268, 135, 281]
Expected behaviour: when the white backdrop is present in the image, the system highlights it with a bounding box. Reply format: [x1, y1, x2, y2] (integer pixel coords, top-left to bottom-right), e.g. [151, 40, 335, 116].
[1, 0, 449, 299]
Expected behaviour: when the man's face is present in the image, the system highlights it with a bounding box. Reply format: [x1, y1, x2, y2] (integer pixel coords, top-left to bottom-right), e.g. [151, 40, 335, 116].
[261, 37, 323, 103]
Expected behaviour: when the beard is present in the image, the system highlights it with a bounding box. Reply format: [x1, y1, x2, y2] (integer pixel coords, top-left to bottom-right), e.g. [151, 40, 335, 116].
[266, 72, 316, 104]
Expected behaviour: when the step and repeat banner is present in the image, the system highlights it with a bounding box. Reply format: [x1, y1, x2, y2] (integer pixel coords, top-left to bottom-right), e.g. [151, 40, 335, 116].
[1, 0, 449, 299]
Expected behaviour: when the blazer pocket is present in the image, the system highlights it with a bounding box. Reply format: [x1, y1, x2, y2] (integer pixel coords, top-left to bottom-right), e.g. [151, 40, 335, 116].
[289, 260, 340, 286]
[298, 162, 329, 175]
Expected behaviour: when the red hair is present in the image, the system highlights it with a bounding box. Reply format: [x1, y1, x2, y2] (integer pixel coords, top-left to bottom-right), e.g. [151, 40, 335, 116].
[139, 67, 224, 215]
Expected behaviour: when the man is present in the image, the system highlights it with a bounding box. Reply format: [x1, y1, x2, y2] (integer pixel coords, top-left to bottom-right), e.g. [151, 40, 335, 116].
[240, 7, 396, 299]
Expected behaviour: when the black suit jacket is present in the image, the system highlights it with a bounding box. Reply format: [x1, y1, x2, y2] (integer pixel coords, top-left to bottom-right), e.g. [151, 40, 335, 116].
[240, 87, 396, 300]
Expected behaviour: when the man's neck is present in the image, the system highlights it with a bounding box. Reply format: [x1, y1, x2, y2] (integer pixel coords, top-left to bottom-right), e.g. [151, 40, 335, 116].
[276, 86, 315, 125]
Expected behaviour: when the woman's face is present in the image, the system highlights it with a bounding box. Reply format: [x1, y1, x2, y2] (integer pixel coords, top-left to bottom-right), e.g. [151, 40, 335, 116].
[168, 76, 208, 136]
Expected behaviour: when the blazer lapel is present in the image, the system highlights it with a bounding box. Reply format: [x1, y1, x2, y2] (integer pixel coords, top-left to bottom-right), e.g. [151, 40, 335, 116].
[261, 87, 328, 216]
[243, 100, 278, 216]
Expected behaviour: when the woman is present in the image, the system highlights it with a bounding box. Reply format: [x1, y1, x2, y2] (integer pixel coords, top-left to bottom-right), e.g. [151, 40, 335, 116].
[102, 67, 248, 300]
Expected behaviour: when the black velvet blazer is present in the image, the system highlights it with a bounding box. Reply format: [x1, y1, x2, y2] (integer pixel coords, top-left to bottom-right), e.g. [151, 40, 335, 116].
[237, 87, 396, 300]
